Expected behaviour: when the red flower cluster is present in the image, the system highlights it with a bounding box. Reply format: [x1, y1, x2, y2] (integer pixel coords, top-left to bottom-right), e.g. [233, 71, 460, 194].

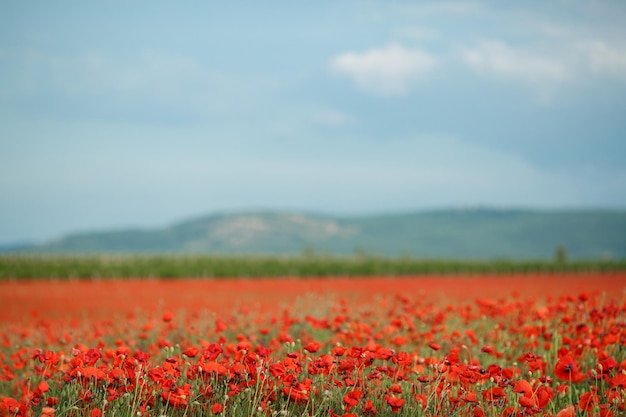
[0, 275, 624, 417]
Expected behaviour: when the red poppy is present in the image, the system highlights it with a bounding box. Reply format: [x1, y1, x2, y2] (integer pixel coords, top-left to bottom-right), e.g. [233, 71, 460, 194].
[413, 393, 428, 408]
[388, 384, 402, 394]
[362, 399, 377, 415]
[512, 380, 532, 396]
[199, 361, 228, 375]
[578, 391, 598, 411]
[34, 381, 49, 396]
[282, 379, 311, 403]
[384, 395, 404, 413]
[343, 390, 363, 411]
[161, 383, 191, 408]
[482, 386, 506, 403]
[518, 396, 536, 408]
[481, 345, 502, 358]
[556, 405, 575, 417]
[535, 385, 555, 408]
[41, 407, 55, 417]
[554, 356, 585, 382]
[463, 392, 478, 403]
[304, 341, 322, 353]
[332, 346, 346, 356]
[609, 373, 626, 388]
[183, 346, 199, 358]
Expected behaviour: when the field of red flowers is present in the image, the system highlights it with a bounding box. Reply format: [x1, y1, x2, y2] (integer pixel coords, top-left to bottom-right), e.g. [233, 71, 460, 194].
[1, 273, 625, 417]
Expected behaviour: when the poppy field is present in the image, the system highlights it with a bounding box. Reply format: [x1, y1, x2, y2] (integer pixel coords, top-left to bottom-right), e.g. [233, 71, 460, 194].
[0, 272, 625, 417]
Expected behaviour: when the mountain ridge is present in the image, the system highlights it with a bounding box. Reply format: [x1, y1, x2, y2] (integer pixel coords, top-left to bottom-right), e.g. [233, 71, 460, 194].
[7, 208, 626, 259]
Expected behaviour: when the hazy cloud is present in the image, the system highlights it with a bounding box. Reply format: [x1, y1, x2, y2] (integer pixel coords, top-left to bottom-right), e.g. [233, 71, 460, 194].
[331, 44, 438, 96]
[311, 108, 353, 127]
[1, 49, 251, 118]
[579, 41, 626, 80]
[461, 40, 569, 86]
[461, 38, 626, 96]
[393, 26, 439, 42]
[392, 1, 485, 17]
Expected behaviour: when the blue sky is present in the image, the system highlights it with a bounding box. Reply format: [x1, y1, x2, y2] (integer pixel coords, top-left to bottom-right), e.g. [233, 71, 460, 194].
[1, 1, 626, 244]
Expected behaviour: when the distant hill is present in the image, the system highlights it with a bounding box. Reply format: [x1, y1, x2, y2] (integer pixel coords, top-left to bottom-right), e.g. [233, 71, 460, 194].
[12, 208, 626, 259]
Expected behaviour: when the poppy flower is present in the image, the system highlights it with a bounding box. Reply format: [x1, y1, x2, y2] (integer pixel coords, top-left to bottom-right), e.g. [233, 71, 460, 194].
[183, 346, 199, 358]
[518, 396, 536, 408]
[554, 356, 585, 382]
[34, 381, 49, 396]
[332, 346, 346, 356]
[535, 385, 555, 408]
[304, 341, 321, 353]
[609, 373, 626, 388]
[343, 390, 363, 411]
[482, 386, 506, 402]
[556, 405, 575, 417]
[199, 361, 228, 375]
[161, 383, 191, 408]
[362, 399, 377, 415]
[462, 392, 478, 403]
[282, 379, 312, 403]
[512, 380, 533, 396]
[388, 384, 402, 394]
[481, 345, 502, 358]
[414, 393, 428, 408]
[384, 396, 404, 413]
[578, 391, 598, 411]
[78, 366, 107, 381]
[41, 407, 55, 417]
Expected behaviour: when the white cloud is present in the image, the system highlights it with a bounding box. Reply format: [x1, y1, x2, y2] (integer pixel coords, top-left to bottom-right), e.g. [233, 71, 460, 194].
[461, 40, 569, 86]
[461, 38, 626, 96]
[578, 41, 626, 80]
[331, 43, 438, 96]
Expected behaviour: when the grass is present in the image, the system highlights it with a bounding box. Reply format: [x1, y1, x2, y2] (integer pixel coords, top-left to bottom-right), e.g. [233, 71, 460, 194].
[1, 254, 625, 280]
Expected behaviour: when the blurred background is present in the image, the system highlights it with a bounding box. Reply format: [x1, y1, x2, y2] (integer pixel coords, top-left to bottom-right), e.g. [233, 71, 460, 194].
[1, 1, 625, 258]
